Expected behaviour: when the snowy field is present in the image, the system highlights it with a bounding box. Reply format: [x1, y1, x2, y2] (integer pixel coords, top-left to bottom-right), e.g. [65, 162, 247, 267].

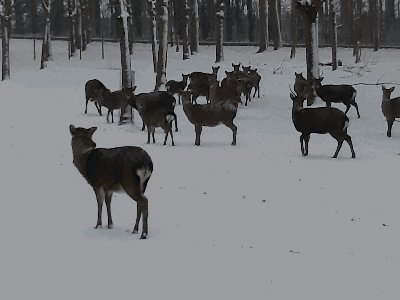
[1, 39, 400, 299]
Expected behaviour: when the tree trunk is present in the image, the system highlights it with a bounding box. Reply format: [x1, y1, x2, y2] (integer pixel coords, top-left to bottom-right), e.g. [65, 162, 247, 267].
[224, 0, 232, 41]
[1, 0, 11, 80]
[183, 0, 190, 60]
[270, 0, 282, 50]
[189, 0, 199, 54]
[68, 0, 77, 57]
[329, 0, 337, 70]
[75, 2, 82, 50]
[290, 0, 297, 58]
[40, 0, 52, 70]
[14, 0, 25, 34]
[32, 0, 38, 60]
[215, 0, 224, 63]
[155, 0, 168, 91]
[147, 0, 158, 73]
[258, 0, 268, 53]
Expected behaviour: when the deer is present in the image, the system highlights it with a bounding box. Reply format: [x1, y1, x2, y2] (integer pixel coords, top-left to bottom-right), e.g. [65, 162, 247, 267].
[241, 66, 261, 98]
[313, 76, 360, 119]
[181, 91, 238, 146]
[84, 79, 110, 116]
[222, 71, 252, 106]
[381, 86, 400, 137]
[69, 125, 153, 239]
[188, 66, 220, 104]
[134, 94, 176, 146]
[166, 74, 190, 104]
[208, 74, 241, 107]
[130, 91, 178, 133]
[94, 86, 136, 124]
[290, 90, 356, 158]
[294, 72, 308, 99]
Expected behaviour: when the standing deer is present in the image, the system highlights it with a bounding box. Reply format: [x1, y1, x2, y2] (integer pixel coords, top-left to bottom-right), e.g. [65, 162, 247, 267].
[69, 125, 153, 239]
[314, 77, 360, 118]
[166, 74, 190, 104]
[381, 86, 400, 137]
[84, 79, 109, 116]
[188, 66, 220, 104]
[290, 91, 356, 158]
[181, 91, 238, 146]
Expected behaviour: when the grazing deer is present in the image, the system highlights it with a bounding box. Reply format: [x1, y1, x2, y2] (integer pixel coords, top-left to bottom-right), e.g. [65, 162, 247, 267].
[181, 91, 238, 146]
[188, 66, 220, 104]
[94, 87, 136, 124]
[381, 86, 400, 137]
[314, 77, 360, 118]
[290, 91, 356, 158]
[69, 125, 153, 239]
[84, 79, 110, 116]
[166, 74, 190, 104]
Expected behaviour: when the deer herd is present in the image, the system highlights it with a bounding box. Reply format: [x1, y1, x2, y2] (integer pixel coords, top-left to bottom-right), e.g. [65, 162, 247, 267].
[71, 62, 400, 238]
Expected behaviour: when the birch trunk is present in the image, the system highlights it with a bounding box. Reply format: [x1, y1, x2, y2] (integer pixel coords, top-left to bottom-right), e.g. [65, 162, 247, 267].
[68, 0, 77, 56]
[258, 0, 268, 53]
[116, 0, 132, 89]
[155, 0, 168, 91]
[183, 0, 190, 60]
[215, 0, 224, 63]
[40, 0, 53, 70]
[1, 0, 11, 80]
[330, 0, 337, 70]
[147, 0, 158, 73]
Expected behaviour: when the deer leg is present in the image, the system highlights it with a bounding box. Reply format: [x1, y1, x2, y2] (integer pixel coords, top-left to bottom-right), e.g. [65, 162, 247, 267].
[345, 135, 356, 158]
[152, 127, 156, 143]
[344, 104, 351, 115]
[224, 121, 237, 145]
[195, 124, 202, 146]
[133, 202, 142, 234]
[326, 101, 332, 108]
[95, 102, 102, 116]
[304, 134, 310, 156]
[257, 84, 260, 98]
[106, 110, 110, 123]
[300, 135, 305, 156]
[387, 119, 394, 137]
[146, 126, 151, 144]
[105, 191, 113, 229]
[172, 112, 178, 132]
[111, 111, 114, 123]
[164, 125, 174, 146]
[85, 99, 89, 114]
[332, 138, 344, 158]
[352, 101, 360, 118]
[94, 188, 105, 228]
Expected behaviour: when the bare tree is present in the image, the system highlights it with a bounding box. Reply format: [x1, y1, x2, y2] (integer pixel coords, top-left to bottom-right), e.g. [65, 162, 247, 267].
[269, 0, 282, 50]
[40, 0, 52, 70]
[215, 0, 224, 62]
[294, 0, 323, 105]
[183, 0, 190, 59]
[147, 0, 157, 72]
[1, 0, 11, 80]
[155, 0, 168, 90]
[67, 0, 77, 57]
[290, 0, 297, 58]
[329, 0, 337, 70]
[189, 0, 199, 54]
[258, 0, 269, 53]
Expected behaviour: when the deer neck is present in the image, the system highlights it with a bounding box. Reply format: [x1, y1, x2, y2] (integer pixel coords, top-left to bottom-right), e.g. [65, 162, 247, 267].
[71, 141, 95, 175]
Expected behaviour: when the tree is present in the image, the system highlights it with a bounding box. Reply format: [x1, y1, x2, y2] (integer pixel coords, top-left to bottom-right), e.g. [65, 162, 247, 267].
[1, 0, 11, 80]
[294, 0, 323, 105]
[215, 0, 224, 63]
[189, 0, 199, 54]
[183, 0, 190, 60]
[67, 0, 77, 57]
[155, 0, 168, 90]
[269, 0, 282, 50]
[290, 0, 297, 58]
[147, 0, 157, 72]
[329, 0, 337, 70]
[40, 0, 52, 70]
[258, 0, 269, 53]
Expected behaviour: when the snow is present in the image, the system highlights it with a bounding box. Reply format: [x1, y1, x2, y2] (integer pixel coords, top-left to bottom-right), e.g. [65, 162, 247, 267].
[1, 39, 400, 300]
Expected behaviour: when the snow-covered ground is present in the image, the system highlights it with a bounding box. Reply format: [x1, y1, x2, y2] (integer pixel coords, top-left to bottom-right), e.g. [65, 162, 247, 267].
[1, 39, 400, 300]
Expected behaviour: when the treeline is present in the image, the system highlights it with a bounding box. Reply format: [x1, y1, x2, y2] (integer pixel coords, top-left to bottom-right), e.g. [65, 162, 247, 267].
[7, 0, 400, 47]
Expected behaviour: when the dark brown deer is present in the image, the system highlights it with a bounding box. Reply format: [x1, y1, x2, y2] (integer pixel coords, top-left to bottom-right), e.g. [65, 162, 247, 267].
[290, 91, 356, 158]
[222, 71, 252, 106]
[294, 72, 308, 99]
[95, 87, 136, 124]
[188, 66, 220, 104]
[84, 79, 110, 116]
[314, 77, 360, 118]
[166, 74, 190, 104]
[181, 91, 238, 146]
[242, 66, 261, 98]
[381, 86, 400, 137]
[69, 125, 153, 239]
[208, 74, 241, 106]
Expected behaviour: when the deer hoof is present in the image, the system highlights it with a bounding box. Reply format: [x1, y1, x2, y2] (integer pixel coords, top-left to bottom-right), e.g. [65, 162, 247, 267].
[107, 224, 114, 229]
[132, 229, 139, 234]
[95, 224, 102, 229]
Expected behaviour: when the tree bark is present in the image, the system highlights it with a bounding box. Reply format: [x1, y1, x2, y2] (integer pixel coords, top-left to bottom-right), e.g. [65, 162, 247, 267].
[258, 0, 268, 53]
[40, 0, 52, 70]
[183, 0, 190, 60]
[155, 0, 168, 91]
[270, 0, 282, 50]
[215, 0, 224, 63]
[290, 0, 297, 58]
[329, 0, 337, 70]
[147, 0, 158, 73]
[1, 0, 11, 80]
[68, 0, 77, 57]
[189, 0, 199, 53]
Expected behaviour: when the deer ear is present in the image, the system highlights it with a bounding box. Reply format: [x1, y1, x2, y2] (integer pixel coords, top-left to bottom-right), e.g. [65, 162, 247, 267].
[69, 124, 77, 135]
[390, 87, 395, 92]
[254, 68, 257, 72]
[132, 86, 137, 91]
[88, 127, 97, 135]
[290, 93, 296, 100]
